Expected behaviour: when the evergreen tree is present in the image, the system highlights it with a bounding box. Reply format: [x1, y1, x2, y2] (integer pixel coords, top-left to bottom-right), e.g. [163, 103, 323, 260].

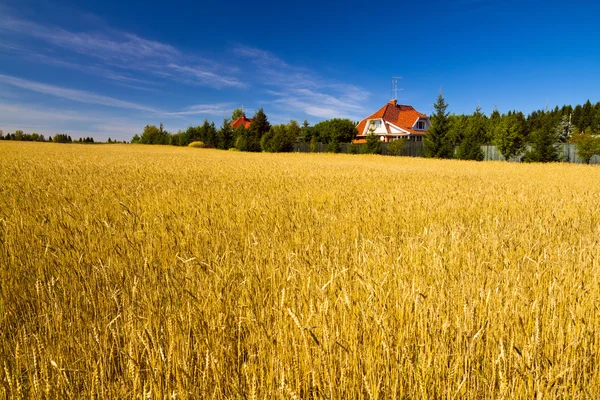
[581, 100, 593, 131]
[247, 108, 270, 152]
[217, 118, 235, 150]
[424, 92, 453, 158]
[456, 105, 485, 161]
[365, 133, 382, 154]
[554, 115, 576, 143]
[231, 108, 244, 121]
[524, 112, 559, 162]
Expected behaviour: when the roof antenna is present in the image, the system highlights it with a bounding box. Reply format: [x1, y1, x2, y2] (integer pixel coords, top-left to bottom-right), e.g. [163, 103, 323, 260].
[391, 76, 402, 101]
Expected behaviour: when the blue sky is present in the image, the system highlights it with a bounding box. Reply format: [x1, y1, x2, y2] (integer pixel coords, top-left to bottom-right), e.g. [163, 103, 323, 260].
[1, 0, 599, 141]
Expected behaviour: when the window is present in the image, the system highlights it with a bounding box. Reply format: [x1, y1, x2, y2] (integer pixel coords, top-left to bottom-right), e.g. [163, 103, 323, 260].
[416, 120, 426, 130]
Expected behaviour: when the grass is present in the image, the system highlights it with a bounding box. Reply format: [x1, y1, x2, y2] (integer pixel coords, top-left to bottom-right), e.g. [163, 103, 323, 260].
[1, 141, 599, 398]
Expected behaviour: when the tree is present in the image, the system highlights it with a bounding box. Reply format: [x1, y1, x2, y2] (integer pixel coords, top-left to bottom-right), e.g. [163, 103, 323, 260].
[524, 112, 559, 162]
[217, 118, 235, 150]
[456, 105, 485, 161]
[139, 124, 170, 144]
[261, 121, 299, 153]
[581, 100, 593, 131]
[231, 108, 244, 121]
[309, 135, 318, 152]
[365, 133, 382, 154]
[0, 130, 3, 140]
[387, 139, 405, 156]
[424, 92, 453, 158]
[312, 119, 357, 144]
[554, 115, 576, 143]
[493, 113, 525, 160]
[246, 108, 270, 152]
[570, 130, 600, 164]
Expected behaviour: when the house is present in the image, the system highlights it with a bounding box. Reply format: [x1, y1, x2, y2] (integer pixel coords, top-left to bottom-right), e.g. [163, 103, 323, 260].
[354, 99, 431, 143]
[230, 115, 252, 129]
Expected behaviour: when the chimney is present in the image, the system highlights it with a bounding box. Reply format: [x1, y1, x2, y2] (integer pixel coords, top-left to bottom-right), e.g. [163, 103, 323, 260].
[390, 99, 397, 106]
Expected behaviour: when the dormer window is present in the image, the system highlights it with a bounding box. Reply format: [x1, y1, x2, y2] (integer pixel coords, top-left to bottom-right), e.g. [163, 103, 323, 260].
[372, 120, 382, 128]
[416, 120, 426, 130]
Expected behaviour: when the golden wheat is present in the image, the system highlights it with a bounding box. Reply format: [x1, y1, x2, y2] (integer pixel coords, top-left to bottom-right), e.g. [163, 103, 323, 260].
[1, 141, 599, 398]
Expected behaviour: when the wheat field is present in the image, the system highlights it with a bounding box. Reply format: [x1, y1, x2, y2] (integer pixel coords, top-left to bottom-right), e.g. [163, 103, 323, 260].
[1, 141, 599, 399]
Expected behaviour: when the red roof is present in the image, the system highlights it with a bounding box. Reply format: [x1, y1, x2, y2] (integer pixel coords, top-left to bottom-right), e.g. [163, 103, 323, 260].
[356, 100, 428, 136]
[230, 116, 252, 129]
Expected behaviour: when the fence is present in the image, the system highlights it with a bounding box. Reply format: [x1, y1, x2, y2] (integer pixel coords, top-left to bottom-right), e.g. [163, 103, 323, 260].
[294, 142, 600, 164]
[481, 144, 600, 164]
[294, 141, 425, 157]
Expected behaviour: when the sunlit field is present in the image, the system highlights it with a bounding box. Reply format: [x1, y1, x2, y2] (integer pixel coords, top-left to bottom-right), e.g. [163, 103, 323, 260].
[1, 141, 600, 398]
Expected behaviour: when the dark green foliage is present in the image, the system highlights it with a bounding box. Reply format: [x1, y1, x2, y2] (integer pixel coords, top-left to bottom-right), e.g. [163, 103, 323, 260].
[52, 133, 72, 143]
[524, 112, 560, 162]
[347, 143, 359, 154]
[260, 120, 300, 153]
[139, 123, 170, 145]
[365, 134, 382, 154]
[245, 108, 270, 152]
[424, 92, 454, 158]
[217, 118, 235, 150]
[231, 108, 244, 121]
[311, 119, 357, 144]
[456, 106, 485, 161]
[326, 139, 341, 153]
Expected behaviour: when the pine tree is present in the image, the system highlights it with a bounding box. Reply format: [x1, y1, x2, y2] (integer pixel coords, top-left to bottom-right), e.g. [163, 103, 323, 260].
[247, 108, 270, 152]
[424, 92, 453, 158]
[525, 111, 559, 162]
[457, 105, 485, 161]
[217, 118, 234, 150]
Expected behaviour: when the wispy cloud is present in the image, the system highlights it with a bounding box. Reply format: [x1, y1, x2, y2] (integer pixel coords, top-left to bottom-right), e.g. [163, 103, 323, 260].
[166, 103, 235, 117]
[167, 64, 245, 88]
[0, 74, 160, 113]
[234, 45, 370, 121]
[1, 14, 243, 90]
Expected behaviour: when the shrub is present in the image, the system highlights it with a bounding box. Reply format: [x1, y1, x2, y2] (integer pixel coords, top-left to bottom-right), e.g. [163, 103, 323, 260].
[387, 139, 405, 156]
[347, 143, 359, 154]
[188, 141, 206, 148]
[365, 134, 382, 154]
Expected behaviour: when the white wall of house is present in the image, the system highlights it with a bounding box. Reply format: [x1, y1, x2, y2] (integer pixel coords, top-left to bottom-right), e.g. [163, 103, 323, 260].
[363, 119, 387, 135]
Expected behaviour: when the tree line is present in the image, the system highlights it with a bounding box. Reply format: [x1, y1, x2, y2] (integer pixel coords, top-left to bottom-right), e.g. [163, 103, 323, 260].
[425, 95, 600, 163]
[131, 108, 359, 153]
[0, 130, 104, 143]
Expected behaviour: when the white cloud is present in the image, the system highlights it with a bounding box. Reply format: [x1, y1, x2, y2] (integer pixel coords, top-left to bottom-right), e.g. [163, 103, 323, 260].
[1, 14, 243, 90]
[0, 74, 160, 113]
[166, 103, 235, 117]
[167, 64, 245, 88]
[234, 45, 370, 121]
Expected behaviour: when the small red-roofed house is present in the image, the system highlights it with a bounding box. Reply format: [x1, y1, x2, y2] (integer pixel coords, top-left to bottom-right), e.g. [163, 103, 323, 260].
[230, 115, 253, 129]
[354, 99, 430, 143]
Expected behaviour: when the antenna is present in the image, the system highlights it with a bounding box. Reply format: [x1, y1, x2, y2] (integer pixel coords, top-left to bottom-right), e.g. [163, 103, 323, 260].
[391, 76, 403, 100]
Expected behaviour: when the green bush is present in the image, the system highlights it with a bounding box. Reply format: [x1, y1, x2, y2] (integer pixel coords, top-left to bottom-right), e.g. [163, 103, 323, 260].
[387, 139, 405, 156]
[365, 135, 382, 154]
[188, 141, 206, 148]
